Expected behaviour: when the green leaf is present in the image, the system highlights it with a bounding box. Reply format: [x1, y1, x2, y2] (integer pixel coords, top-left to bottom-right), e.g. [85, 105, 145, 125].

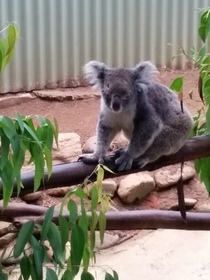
[0, 133, 10, 170]
[46, 222, 64, 266]
[113, 271, 119, 280]
[105, 272, 115, 280]
[98, 211, 106, 244]
[199, 25, 207, 42]
[198, 45, 206, 59]
[44, 146, 52, 177]
[61, 270, 74, 280]
[23, 123, 42, 148]
[81, 271, 94, 280]
[41, 206, 54, 240]
[71, 187, 87, 199]
[30, 236, 45, 280]
[14, 221, 35, 258]
[20, 255, 31, 280]
[58, 215, 69, 250]
[46, 268, 58, 280]
[82, 246, 90, 270]
[0, 272, 7, 280]
[68, 199, 78, 227]
[15, 113, 25, 133]
[96, 165, 104, 189]
[169, 77, 183, 93]
[71, 225, 85, 276]
[90, 186, 99, 210]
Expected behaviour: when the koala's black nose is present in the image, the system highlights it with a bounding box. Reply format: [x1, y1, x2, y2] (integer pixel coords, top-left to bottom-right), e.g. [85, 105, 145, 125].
[112, 96, 121, 112]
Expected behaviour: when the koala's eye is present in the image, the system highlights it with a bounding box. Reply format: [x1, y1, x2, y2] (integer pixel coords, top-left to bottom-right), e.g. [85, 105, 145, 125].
[124, 95, 130, 100]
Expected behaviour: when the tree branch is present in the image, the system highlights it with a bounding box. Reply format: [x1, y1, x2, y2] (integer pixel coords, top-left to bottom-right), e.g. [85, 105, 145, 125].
[2, 203, 210, 231]
[0, 136, 210, 198]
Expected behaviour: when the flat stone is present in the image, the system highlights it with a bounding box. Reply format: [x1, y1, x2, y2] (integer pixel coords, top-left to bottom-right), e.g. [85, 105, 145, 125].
[0, 93, 36, 109]
[21, 191, 42, 202]
[47, 186, 74, 197]
[33, 88, 100, 101]
[102, 179, 118, 196]
[195, 203, 210, 212]
[110, 134, 129, 151]
[155, 166, 196, 189]
[95, 232, 120, 249]
[118, 172, 155, 204]
[170, 198, 197, 210]
[82, 136, 97, 153]
[0, 222, 17, 237]
[0, 232, 17, 248]
[52, 132, 82, 163]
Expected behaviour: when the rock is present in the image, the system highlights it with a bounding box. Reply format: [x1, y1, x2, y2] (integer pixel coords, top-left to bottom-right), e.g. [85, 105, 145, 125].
[95, 232, 120, 249]
[46, 186, 74, 197]
[110, 134, 129, 151]
[21, 191, 42, 202]
[82, 133, 129, 154]
[195, 203, 210, 212]
[52, 133, 82, 164]
[0, 232, 17, 247]
[0, 93, 36, 109]
[82, 136, 97, 153]
[0, 222, 17, 237]
[118, 173, 155, 204]
[102, 179, 118, 196]
[155, 166, 195, 189]
[0, 241, 32, 265]
[33, 88, 100, 101]
[170, 198, 197, 210]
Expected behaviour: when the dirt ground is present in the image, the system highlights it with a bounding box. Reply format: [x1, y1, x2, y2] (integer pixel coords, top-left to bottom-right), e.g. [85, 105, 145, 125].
[1, 69, 210, 211]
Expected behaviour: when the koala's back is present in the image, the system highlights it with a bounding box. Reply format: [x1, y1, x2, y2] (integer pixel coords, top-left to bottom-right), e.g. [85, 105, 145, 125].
[144, 82, 191, 126]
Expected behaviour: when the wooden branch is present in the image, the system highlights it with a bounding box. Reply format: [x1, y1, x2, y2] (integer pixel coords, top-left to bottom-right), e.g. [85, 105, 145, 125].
[0, 135, 210, 198]
[2, 203, 210, 231]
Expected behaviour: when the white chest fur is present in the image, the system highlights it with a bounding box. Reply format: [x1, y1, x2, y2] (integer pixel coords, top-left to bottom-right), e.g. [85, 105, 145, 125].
[101, 100, 135, 140]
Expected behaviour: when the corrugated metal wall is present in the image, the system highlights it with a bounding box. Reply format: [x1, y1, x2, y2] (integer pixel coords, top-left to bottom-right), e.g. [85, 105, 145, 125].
[0, 0, 210, 93]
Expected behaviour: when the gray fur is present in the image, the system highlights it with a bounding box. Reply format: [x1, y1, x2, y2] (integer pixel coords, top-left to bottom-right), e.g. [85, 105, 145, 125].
[80, 60, 193, 171]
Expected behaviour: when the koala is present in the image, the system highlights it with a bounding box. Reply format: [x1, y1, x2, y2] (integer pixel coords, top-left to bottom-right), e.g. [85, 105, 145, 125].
[79, 60, 193, 171]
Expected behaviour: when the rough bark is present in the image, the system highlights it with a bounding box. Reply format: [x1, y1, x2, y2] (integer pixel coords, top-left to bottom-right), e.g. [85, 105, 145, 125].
[0, 135, 210, 198]
[2, 202, 210, 231]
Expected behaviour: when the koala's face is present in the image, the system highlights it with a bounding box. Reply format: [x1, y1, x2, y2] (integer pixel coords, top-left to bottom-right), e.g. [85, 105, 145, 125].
[100, 69, 134, 113]
[83, 61, 135, 113]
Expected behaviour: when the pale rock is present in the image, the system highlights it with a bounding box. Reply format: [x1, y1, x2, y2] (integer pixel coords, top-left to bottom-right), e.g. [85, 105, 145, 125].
[195, 203, 210, 212]
[110, 133, 129, 151]
[21, 191, 42, 202]
[82, 133, 129, 154]
[52, 133, 82, 163]
[170, 198, 197, 210]
[118, 173, 155, 204]
[0, 232, 17, 248]
[102, 179, 118, 196]
[0, 222, 17, 237]
[82, 136, 96, 153]
[84, 179, 118, 197]
[0, 93, 36, 109]
[95, 232, 120, 249]
[47, 186, 74, 197]
[0, 241, 32, 264]
[155, 166, 195, 189]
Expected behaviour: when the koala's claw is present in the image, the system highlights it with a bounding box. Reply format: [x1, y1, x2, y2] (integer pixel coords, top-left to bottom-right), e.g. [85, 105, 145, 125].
[136, 157, 149, 169]
[78, 153, 99, 164]
[114, 152, 133, 171]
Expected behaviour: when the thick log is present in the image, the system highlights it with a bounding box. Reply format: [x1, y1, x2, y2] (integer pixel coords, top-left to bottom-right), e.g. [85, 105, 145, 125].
[2, 203, 210, 231]
[0, 135, 210, 198]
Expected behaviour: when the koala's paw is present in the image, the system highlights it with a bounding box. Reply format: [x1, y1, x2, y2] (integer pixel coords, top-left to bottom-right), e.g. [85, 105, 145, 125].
[78, 153, 110, 165]
[136, 156, 149, 168]
[78, 153, 99, 164]
[114, 151, 133, 171]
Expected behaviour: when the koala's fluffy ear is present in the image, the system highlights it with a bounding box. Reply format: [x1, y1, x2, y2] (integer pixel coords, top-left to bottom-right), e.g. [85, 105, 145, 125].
[83, 61, 107, 89]
[133, 61, 159, 84]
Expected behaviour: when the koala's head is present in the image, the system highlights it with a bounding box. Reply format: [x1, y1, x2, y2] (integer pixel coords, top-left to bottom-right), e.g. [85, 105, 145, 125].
[83, 60, 158, 113]
[83, 61, 136, 113]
